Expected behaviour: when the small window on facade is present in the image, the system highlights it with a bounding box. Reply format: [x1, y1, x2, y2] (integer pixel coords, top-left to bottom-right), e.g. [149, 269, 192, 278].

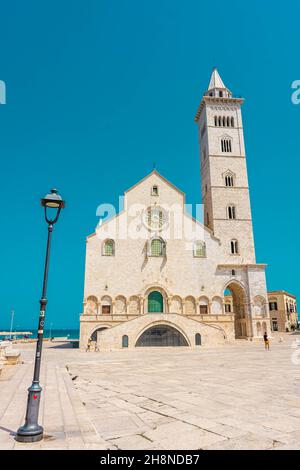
[151, 185, 158, 196]
[225, 304, 231, 313]
[200, 305, 208, 314]
[231, 239, 239, 254]
[195, 333, 202, 346]
[219, 91, 223, 98]
[150, 238, 165, 257]
[214, 116, 218, 126]
[228, 205, 236, 219]
[269, 302, 278, 311]
[194, 241, 206, 258]
[227, 117, 230, 127]
[232, 269, 236, 276]
[103, 239, 115, 256]
[218, 116, 222, 127]
[223, 116, 226, 127]
[231, 117, 235, 127]
[102, 305, 111, 314]
[122, 335, 129, 348]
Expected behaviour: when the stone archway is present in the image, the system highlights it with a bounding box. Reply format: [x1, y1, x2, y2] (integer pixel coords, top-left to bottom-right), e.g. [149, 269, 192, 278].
[135, 324, 189, 347]
[90, 327, 109, 342]
[224, 282, 249, 339]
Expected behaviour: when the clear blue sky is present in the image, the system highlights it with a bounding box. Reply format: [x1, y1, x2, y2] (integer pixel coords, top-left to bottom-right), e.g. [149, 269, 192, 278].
[0, 0, 299, 329]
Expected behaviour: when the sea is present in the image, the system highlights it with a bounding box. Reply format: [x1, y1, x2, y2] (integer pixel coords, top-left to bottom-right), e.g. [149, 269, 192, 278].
[0, 329, 79, 340]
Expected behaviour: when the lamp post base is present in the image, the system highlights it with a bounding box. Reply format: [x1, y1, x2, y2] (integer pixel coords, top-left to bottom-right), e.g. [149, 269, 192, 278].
[15, 424, 44, 443]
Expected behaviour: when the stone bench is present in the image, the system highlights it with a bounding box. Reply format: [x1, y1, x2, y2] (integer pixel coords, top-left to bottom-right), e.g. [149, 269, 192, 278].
[0, 340, 21, 365]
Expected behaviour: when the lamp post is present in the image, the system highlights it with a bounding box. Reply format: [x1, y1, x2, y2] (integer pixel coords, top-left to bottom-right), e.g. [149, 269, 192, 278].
[9, 309, 14, 340]
[16, 189, 65, 443]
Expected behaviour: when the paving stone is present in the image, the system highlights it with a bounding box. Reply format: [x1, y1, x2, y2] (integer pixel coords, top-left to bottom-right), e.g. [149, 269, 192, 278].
[1, 337, 300, 450]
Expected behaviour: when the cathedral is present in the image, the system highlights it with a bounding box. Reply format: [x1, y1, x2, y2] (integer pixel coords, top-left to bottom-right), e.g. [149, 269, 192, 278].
[79, 68, 270, 349]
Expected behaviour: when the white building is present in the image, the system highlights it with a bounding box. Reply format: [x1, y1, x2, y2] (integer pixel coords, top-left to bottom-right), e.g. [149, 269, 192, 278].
[80, 69, 270, 349]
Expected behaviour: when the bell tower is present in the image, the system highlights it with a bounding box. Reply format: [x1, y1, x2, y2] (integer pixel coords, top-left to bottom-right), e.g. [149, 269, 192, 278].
[195, 68, 256, 263]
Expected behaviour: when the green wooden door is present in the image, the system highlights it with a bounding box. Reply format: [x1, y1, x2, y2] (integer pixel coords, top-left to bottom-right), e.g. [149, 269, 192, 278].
[148, 291, 163, 313]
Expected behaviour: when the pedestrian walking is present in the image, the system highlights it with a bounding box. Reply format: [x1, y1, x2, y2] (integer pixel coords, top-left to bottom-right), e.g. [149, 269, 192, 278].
[263, 332, 270, 350]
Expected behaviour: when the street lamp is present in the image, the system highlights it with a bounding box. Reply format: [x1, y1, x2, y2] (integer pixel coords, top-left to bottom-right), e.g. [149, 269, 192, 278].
[16, 189, 65, 443]
[9, 309, 14, 341]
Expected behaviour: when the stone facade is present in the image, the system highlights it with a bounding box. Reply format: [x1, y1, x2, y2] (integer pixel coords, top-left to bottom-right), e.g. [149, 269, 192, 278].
[80, 69, 271, 350]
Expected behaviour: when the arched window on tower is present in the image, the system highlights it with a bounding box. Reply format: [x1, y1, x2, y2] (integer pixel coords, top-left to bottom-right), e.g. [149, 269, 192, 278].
[214, 116, 218, 126]
[231, 117, 235, 127]
[218, 116, 222, 127]
[227, 205, 236, 219]
[223, 116, 226, 127]
[225, 174, 234, 187]
[221, 138, 232, 153]
[227, 117, 230, 127]
[230, 239, 239, 254]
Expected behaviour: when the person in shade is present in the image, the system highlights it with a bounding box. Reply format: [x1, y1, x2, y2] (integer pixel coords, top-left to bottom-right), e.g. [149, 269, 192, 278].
[263, 332, 270, 350]
[86, 337, 92, 352]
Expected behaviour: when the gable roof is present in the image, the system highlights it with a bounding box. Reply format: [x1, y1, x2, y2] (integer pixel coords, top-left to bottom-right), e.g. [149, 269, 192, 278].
[87, 169, 219, 241]
[124, 169, 185, 197]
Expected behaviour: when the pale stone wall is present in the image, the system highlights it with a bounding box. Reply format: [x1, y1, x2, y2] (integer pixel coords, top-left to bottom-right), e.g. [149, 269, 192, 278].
[198, 98, 256, 264]
[92, 313, 229, 350]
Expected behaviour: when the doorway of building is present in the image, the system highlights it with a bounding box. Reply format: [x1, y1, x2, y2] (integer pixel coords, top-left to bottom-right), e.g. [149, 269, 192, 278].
[136, 325, 188, 347]
[148, 291, 164, 313]
[91, 327, 108, 342]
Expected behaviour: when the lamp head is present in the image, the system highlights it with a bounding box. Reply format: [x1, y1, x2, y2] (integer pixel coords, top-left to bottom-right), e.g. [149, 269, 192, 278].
[41, 189, 65, 224]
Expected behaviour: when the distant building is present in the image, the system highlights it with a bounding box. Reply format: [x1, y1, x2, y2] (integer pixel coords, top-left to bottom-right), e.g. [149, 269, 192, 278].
[225, 291, 298, 335]
[268, 291, 298, 332]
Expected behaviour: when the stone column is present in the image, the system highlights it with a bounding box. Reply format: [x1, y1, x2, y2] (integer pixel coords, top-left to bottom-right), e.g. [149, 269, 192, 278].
[140, 297, 145, 315]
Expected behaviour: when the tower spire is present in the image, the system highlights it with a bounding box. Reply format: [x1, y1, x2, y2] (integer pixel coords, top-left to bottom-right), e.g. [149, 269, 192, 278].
[208, 68, 227, 91]
[205, 68, 232, 98]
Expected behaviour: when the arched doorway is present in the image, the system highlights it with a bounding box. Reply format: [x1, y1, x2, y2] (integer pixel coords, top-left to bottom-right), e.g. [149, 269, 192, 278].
[136, 325, 188, 347]
[224, 282, 248, 339]
[91, 327, 108, 342]
[148, 291, 164, 313]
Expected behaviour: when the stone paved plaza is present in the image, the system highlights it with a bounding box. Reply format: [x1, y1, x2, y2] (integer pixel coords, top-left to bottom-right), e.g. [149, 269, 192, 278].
[1, 335, 300, 450]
